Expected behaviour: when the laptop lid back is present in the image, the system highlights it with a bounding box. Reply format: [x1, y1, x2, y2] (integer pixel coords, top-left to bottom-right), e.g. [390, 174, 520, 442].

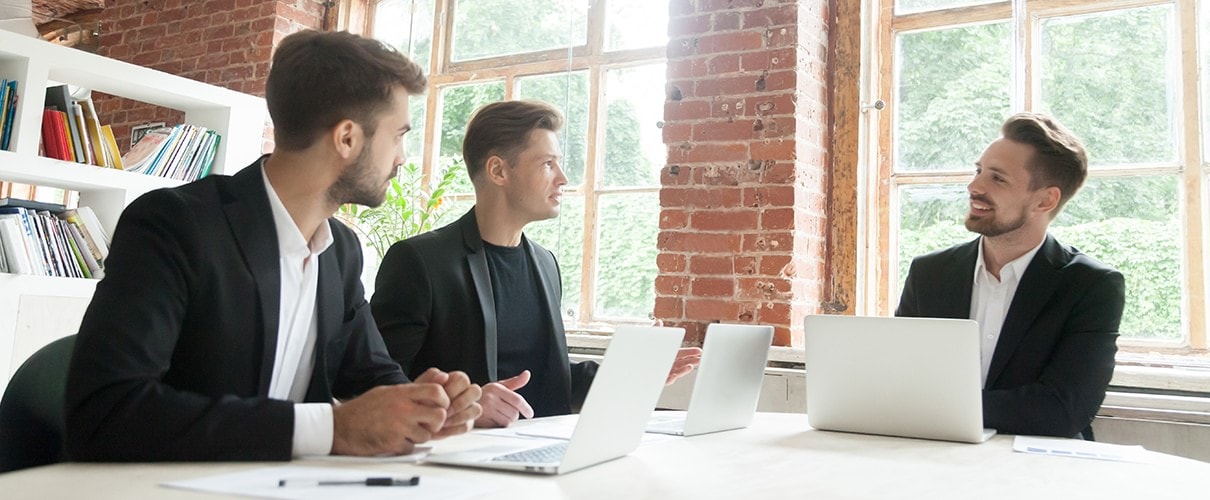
[558, 325, 684, 473]
[682, 323, 774, 436]
[804, 315, 993, 443]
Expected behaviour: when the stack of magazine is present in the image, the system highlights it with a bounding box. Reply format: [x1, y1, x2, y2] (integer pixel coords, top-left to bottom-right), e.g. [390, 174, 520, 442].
[0, 198, 109, 279]
[122, 124, 221, 181]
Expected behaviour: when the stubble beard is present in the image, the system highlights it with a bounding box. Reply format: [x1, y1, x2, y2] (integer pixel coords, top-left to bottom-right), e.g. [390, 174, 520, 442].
[964, 206, 1028, 237]
[328, 145, 391, 208]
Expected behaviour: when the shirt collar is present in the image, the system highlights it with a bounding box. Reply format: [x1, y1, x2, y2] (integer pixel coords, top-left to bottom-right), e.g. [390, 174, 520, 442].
[260, 160, 334, 260]
[973, 235, 1046, 284]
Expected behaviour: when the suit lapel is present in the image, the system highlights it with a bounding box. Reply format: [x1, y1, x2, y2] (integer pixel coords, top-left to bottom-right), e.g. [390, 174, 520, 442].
[526, 237, 573, 412]
[461, 209, 498, 381]
[307, 227, 340, 401]
[942, 239, 980, 319]
[526, 237, 568, 363]
[221, 159, 281, 396]
[986, 234, 1066, 386]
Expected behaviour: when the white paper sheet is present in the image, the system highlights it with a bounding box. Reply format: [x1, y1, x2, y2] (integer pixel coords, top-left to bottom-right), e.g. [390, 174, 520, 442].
[1012, 435, 1158, 464]
[161, 465, 493, 500]
[473, 419, 676, 445]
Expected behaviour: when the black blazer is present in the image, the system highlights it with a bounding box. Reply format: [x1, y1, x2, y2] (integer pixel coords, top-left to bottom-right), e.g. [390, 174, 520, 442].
[372, 208, 596, 417]
[65, 159, 407, 462]
[896, 234, 1124, 438]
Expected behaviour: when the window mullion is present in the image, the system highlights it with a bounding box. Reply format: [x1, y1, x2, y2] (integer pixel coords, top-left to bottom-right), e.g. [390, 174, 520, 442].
[579, 64, 606, 324]
[1177, 0, 1206, 348]
[586, 0, 607, 56]
[1014, 0, 1029, 111]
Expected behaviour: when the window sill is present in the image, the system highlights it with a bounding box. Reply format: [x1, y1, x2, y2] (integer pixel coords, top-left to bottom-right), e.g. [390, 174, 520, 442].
[567, 333, 1210, 393]
[567, 334, 1210, 425]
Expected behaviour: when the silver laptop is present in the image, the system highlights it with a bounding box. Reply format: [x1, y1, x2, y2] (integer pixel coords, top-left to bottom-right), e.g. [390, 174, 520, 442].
[424, 325, 684, 475]
[646, 323, 773, 436]
[804, 315, 996, 444]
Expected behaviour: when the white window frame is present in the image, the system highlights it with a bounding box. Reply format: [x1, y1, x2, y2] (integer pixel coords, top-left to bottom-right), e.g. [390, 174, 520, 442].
[362, 0, 668, 327]
[866, 0, 1209, 390]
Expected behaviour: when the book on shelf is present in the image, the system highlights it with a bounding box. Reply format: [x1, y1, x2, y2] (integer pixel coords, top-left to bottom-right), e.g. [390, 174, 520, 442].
[0, 202, 110, 279]
[44, 84, 86, 163]
[123, 126, 173, 174]
[123, 124, 220, 181]
[1, 78, 17, 151]
[0, 225, 7, 273]
[40, 108, 67, 161]
[77, 205, 110, 249]
[0, 217, 31, 274]
[36, 86, 123, 168]
[59, 207, 107, 261]
[100, 125, 124, 169]
[80, 98, 118, 168]
[71, 100, 95, 166]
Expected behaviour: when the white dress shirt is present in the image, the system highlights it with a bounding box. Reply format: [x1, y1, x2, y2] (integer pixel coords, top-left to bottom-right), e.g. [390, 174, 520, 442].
[261, 166, 335, 457]
[970, 236, 1044, 387]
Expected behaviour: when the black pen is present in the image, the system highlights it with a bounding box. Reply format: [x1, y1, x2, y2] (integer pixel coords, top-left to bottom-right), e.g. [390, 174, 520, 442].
[277, 476, 420, 487]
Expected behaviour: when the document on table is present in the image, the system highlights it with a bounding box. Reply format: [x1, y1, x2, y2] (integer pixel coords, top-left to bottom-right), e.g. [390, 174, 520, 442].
[1012, 435, 1158, 464]
[161, 465, 493, 500]
[476, 419, 677, 445]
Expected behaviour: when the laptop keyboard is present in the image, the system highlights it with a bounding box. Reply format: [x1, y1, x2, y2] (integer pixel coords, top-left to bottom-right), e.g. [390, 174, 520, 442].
[490, 441, 569, 463]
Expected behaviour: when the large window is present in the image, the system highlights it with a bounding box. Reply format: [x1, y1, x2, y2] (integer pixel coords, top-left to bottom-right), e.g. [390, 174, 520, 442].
[363, 0, 669, 325]
[874, 0, 1208, 357]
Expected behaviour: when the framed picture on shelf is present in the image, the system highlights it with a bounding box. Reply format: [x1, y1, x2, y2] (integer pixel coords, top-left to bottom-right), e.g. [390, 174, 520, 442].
[130, 121, 166, 148]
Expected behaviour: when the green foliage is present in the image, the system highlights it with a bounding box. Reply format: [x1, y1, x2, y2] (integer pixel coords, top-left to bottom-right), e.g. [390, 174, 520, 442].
[1040, 6, 1176, 165]
[1052, 218, 1181, 340]
[439, 82, 504, 195]
[450, 0, 587, 62]
[896, 22, 1010, 171]
[603, 100, 657, 186]
[524, 197, 586, 318]
[593, 194, 661, 318]
[339, 161, 461, 261]
[518, 72, 590, 186]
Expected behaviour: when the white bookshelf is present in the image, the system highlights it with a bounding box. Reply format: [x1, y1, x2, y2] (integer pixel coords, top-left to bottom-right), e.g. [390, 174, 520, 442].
[0, 30, 267, 395]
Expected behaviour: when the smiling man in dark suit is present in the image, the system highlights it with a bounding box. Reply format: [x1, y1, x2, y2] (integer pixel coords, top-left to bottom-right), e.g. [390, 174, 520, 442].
[372, 100, 700, 428]
[65, 30, 481, 462]
[896, 112, 1125, 439]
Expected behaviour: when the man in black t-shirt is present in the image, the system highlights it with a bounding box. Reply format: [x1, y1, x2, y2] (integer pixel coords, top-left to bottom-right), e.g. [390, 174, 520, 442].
[372, 100, 700, 427]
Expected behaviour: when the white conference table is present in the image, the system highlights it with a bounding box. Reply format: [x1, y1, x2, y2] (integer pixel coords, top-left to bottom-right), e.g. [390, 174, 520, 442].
[0, 412, 1205, 499]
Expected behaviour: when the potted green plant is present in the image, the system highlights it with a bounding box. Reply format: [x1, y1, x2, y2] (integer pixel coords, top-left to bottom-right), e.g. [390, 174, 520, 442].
[338, 160, 460, 260]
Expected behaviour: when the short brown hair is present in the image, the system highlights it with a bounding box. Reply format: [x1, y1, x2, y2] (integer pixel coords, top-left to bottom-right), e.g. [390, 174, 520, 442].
[266, 30, 426, 151]
[1001, 112, 1088, 213]
[462, 100, 564, 180]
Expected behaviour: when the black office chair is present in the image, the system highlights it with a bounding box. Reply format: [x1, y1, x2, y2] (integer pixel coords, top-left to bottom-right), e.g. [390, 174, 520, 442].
[0, 335, 76, 473]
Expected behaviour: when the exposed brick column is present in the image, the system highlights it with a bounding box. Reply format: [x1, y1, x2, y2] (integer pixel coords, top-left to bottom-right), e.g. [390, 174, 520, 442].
[657, 0, 829, 346]
[93, 0, 325, 153]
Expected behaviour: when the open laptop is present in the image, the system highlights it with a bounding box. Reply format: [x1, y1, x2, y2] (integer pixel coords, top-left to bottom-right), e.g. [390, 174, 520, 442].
[804, 315, 996, 444]
[646, 323, 773, 436]
[424, 325, 684, 475]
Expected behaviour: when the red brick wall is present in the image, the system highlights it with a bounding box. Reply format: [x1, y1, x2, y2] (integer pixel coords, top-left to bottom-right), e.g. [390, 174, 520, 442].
[92, 0, 325, 154]
[658, 0, 830, 346]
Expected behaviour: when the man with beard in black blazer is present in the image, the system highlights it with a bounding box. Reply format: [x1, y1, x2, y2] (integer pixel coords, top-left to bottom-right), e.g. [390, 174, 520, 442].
[65, 30, 481, 462]
[897, 113, 1124, 439]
